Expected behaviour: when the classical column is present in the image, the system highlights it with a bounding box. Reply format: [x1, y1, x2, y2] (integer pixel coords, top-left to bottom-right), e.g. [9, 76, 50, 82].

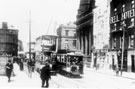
[79, 31, 81, 50]
[83, 31, 85, 54]
[85, 30, 88, 56]
[89, 30, 92, 55]
[87, 30, 90, 55]
[81, 31, 84, 53]
[78, 30, 81, 50]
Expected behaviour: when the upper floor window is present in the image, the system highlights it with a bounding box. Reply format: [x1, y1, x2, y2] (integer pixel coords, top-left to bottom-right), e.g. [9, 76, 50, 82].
[128, 18, 134, 28]
[128, 35, 134, 49]
[114, 8, 117, 15]
[120, 37, 122, 48]
[73, 40, 76, 48]
[122, 4, 125, 12]
[114, 23, 117, 31]
[73, 31, 76, 37]
[132, 0, 135, 8]
[131, 18, 134, 27]
[65, 30, 69, 36]
[131, 35, 134, 48]
[128, 35, 131, 48]
[112, 38, 116, 49]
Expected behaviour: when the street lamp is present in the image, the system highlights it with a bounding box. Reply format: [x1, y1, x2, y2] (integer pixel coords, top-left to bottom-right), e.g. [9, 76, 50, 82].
[120, 21, 126, 76]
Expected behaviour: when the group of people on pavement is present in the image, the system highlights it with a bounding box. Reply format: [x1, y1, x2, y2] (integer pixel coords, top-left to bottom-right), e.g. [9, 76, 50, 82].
[5, 57, 51, 88]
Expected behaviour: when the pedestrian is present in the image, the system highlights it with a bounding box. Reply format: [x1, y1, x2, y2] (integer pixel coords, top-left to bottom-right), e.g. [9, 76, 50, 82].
[13, 61, 20, 76]
[5, 60, 13, 82]
[40, 61, 51, 88]
[115, 64, 119, 76]
[27, 59, 32, 77]
[19, 58, 24, 71]
[31, 58, 35, 72]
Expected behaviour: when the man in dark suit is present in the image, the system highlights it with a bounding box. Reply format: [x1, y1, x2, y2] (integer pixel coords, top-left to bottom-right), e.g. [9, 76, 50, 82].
[40, 61, 51, 88]
[5, 60, 13, 82]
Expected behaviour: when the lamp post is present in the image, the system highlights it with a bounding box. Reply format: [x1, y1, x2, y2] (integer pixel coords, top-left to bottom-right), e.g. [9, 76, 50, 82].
[120, 22, 126, 76]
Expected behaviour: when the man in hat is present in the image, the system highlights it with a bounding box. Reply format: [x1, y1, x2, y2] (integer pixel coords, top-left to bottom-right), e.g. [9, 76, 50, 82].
[5, 60, 13, 82]
[40, 61, 51, 88]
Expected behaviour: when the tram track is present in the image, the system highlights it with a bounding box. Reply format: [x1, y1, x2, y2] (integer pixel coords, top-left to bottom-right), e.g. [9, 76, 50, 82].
[52, 74, 90, 88]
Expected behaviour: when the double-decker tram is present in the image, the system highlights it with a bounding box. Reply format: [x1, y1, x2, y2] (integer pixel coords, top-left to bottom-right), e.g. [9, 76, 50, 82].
[35, 50, 57, 76]
[56, 50, 84, 78]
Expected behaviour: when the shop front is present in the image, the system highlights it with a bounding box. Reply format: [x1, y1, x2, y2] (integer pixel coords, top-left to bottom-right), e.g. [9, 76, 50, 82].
[127, 50, 135, 72]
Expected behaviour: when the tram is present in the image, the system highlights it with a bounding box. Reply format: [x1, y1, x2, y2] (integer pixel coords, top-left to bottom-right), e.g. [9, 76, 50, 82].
[35, 50, 57, 75]
[56, 50, 84, 78]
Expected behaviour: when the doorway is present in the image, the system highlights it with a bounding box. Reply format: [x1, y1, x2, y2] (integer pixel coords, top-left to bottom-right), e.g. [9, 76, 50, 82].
[112, 55, 115, 70]
[131, 55, 135, 72]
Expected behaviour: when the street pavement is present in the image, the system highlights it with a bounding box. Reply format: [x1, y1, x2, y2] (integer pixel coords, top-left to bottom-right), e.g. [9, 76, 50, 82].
[0, 64, 59, 88]
[86, 66, 135, 80]
[0, 64, 135, 88]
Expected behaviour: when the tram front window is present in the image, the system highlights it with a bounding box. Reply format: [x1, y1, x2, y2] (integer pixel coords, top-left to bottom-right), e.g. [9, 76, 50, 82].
[71, 62, 78, 72]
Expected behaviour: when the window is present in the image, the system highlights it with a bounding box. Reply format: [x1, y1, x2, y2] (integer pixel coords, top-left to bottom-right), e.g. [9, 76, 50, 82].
[120, 37, 122, 48]
[132, 0, 135, 8]
[73, 31, 76, 37]
[114, 38, 116, 48]
[128, 35, 134, 48]
[131, 35, 134, 48]
[128, 36, 131, 48]
[65, 30, 69, 36]
[73, 40, 76, 48]
[112, 38, 116, 49]
[114, 8, 117, 15]
[114, 24, 117, 31]
[122, 4, 125, 12]
[128, 18, 134, 28]
[131, 40, 134, 48]
[131, 18, 134, 27]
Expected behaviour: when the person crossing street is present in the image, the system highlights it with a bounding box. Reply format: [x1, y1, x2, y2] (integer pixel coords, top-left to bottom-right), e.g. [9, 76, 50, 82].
[40, 60, 51, 88]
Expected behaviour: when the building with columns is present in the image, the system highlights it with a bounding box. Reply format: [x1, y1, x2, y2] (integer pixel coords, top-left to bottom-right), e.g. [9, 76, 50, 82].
[76, 0, 95, 66]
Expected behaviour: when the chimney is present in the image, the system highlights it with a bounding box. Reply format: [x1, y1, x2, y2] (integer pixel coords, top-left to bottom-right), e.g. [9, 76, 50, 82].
[2, 22, 8, 29]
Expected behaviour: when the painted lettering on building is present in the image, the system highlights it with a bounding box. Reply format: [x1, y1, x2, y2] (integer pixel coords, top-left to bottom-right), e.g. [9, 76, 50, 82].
[110, 9, 135, 24]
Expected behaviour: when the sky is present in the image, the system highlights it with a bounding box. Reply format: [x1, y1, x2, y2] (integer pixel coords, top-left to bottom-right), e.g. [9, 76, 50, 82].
[0, 0, 80, 51]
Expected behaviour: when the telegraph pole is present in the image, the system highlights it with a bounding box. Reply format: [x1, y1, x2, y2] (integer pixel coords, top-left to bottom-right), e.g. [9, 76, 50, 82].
[29, 10, 31, 63]
[121, 22, 126, 76]
[28, 10, 32, 78]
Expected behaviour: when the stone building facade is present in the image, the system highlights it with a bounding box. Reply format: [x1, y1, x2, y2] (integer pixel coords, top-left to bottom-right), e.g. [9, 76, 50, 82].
[76, 0, 95, 66]
[0, 22, 18, 56]
[57, 23, 76, 51]
[109, 0, 135, 72]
